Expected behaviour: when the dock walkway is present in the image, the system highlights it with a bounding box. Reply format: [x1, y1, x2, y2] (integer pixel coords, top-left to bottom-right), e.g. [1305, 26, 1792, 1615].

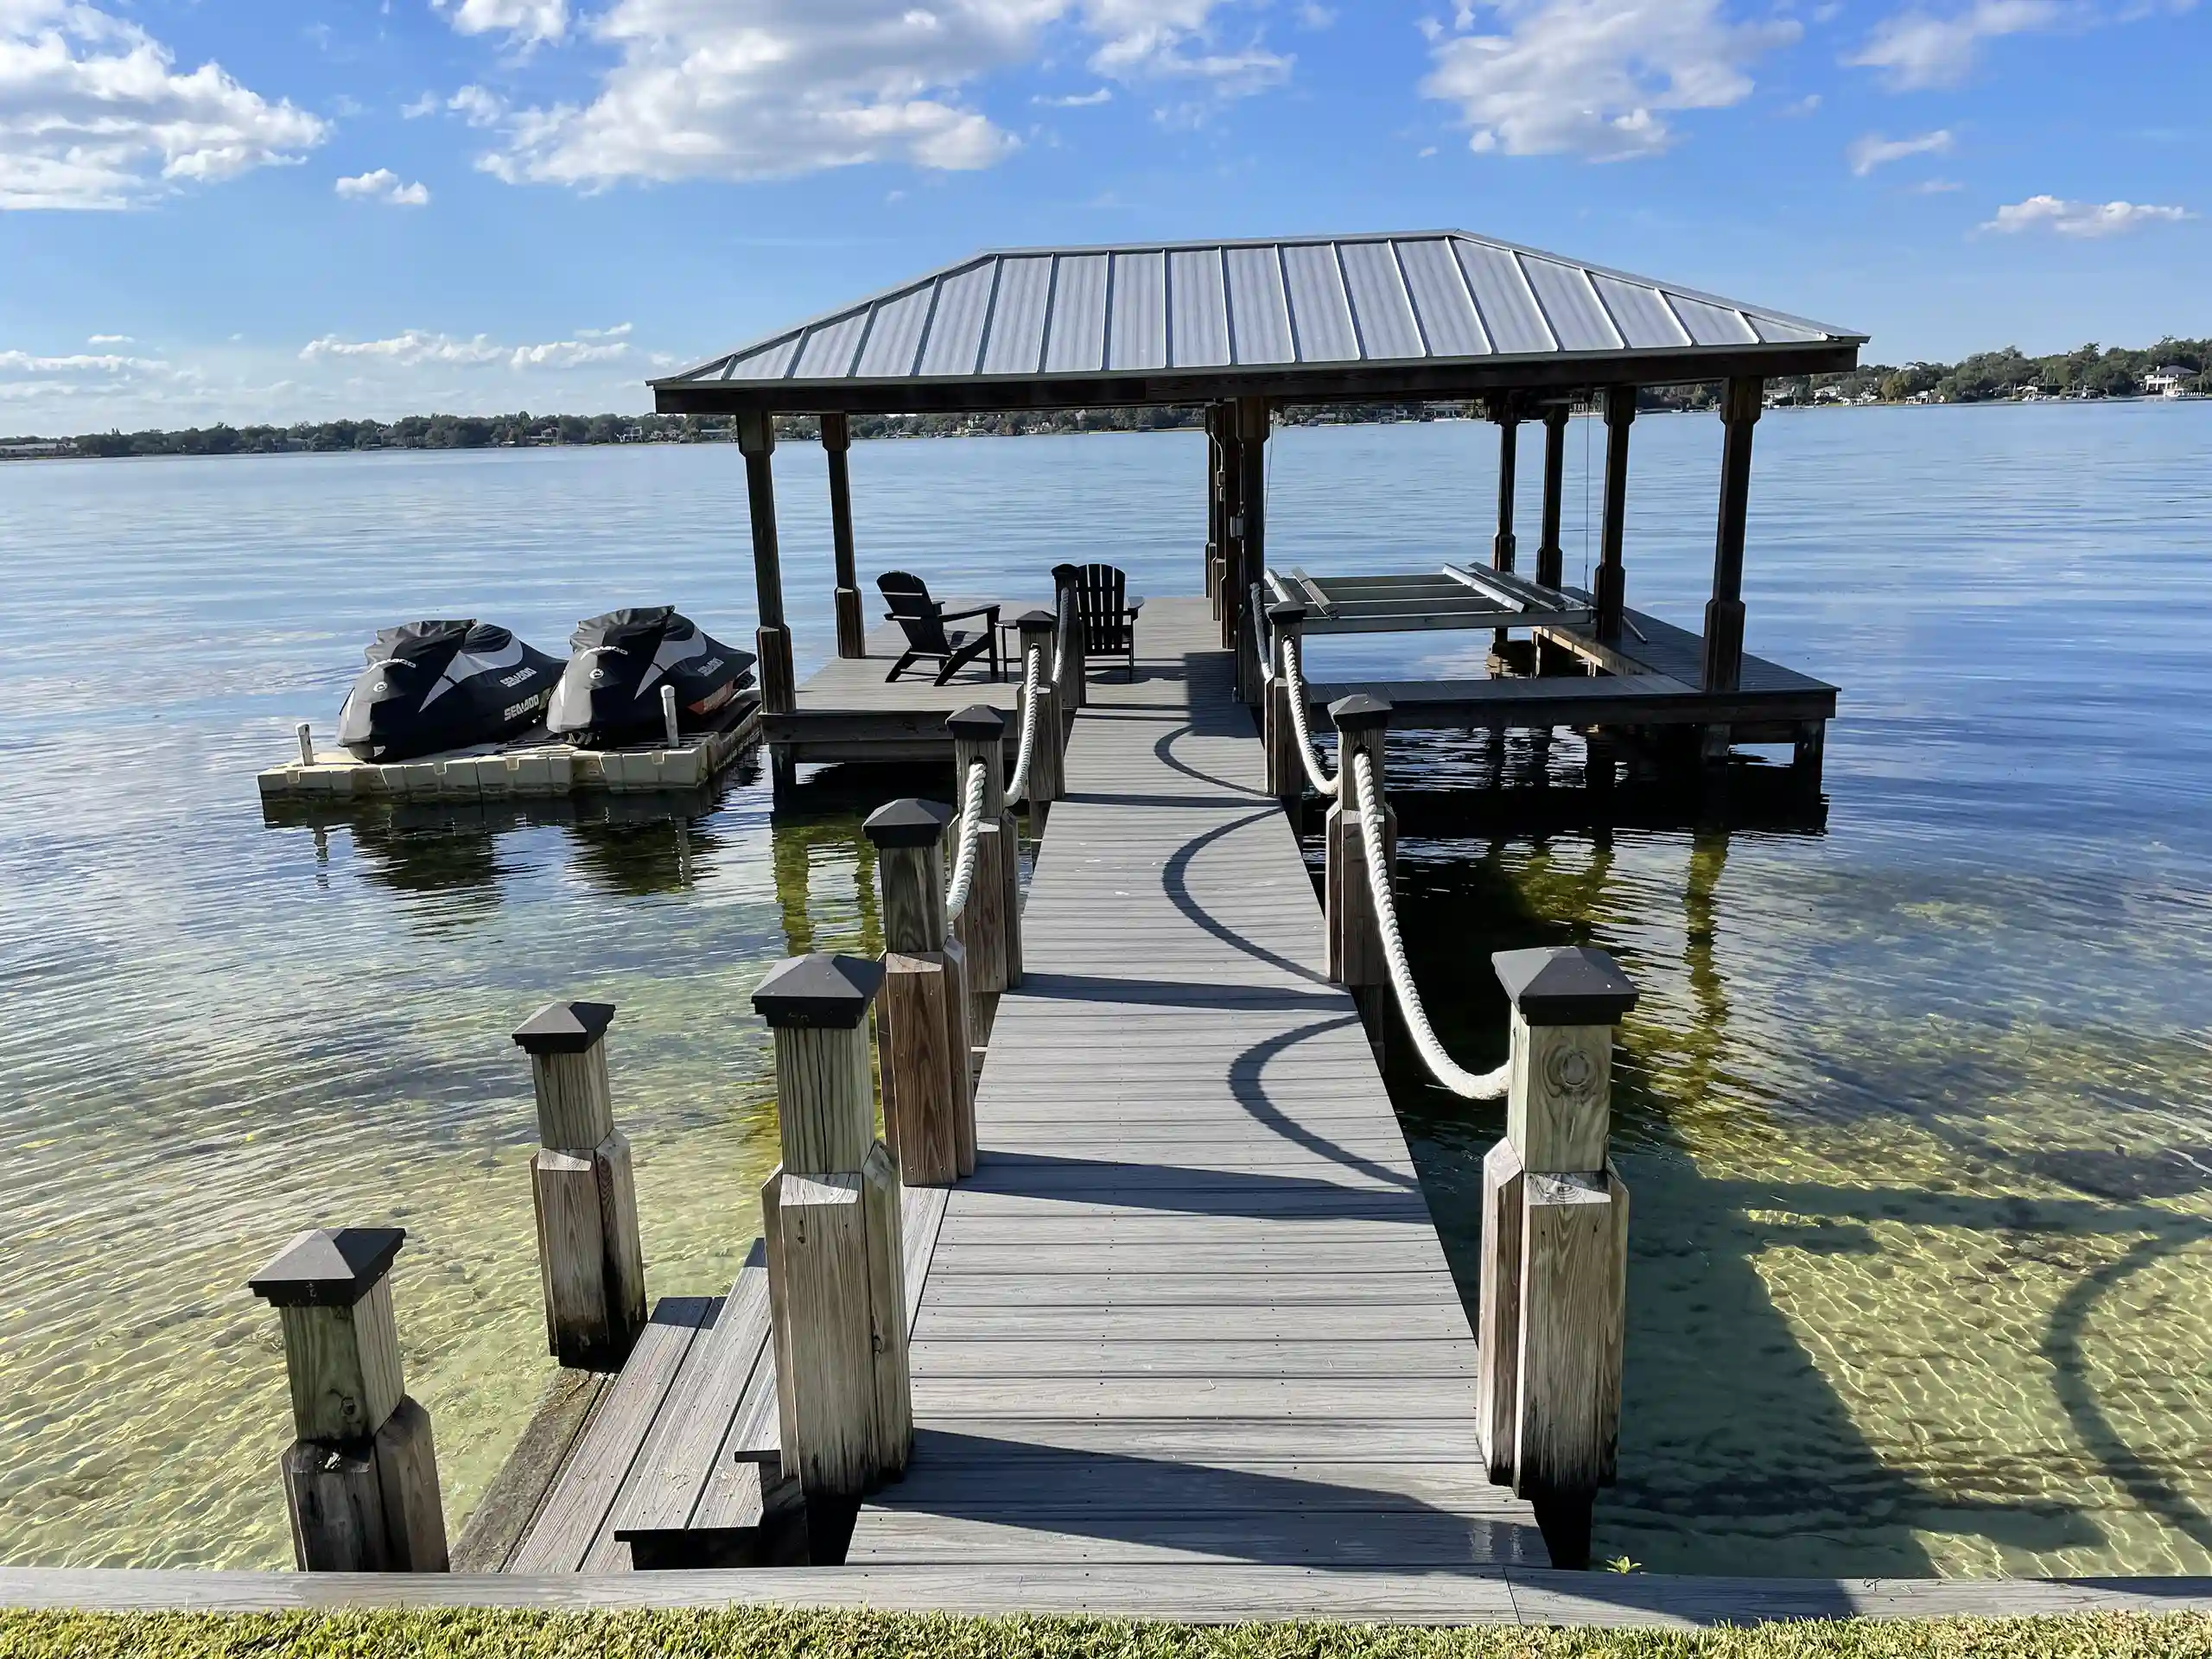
[844, 595, 1542, 1575]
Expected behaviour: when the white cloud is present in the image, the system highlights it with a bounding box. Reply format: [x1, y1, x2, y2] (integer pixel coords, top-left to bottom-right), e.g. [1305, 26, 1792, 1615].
[1847, 0, 2059, 87]
[299, 327, 635, 371]
[335, 168, 431, 205]
[1034, 86, 1115, 105]
[1847, 127, 1952, 174]
[468, 0, 1282, 188]
[400, 92, 441, 118]
[433, 0, 568, 46]
[448, 85, 507, 126]
[0, 0, 328, 210]
[87, 333, 131, 344]
[1421, 0, 1800, 160]
[1982, 194, 2194, 236]
[0, 348, 175, 375]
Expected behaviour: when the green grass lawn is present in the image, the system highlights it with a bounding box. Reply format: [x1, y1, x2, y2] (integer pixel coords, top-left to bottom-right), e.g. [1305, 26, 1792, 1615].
[3, 1610, 2211, 1659]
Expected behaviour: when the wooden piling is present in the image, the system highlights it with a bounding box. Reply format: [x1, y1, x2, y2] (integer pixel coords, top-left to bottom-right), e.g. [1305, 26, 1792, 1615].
[1325, 695, 1395, 1003]
[248, 1227, 448, 1573]
[1050, 566, 1088, 715]
[1536, 404, 1570, 592]
[752, 955, 912, 1508]
[823, 412, 867, 660]
[512, 1001, 647, 1372]
[736, 411, 794, 715]
[864, 798, 975, 1185]
[1474, 945, 1638, 1569]
[1594, 388, 1636, 644]
[1015, 609, 1063, 820]
[949, 705, 1021, 993]
[1264, 601, 1308, 802]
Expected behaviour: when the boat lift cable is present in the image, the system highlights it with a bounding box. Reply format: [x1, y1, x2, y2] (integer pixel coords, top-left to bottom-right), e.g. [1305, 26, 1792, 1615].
[1005, 644, 1044, 805]
[1277, 635, 1340, 799]
[1350, 747, 1509, 1102]
[944, 759, 988, 920]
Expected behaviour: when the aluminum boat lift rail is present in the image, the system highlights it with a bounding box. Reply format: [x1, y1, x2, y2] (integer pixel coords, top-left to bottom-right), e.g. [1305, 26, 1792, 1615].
[1264, 565, 1593, 635]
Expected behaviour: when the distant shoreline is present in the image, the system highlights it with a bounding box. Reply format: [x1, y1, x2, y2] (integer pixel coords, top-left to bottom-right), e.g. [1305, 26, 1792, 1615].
[3, 386, 2203, 466]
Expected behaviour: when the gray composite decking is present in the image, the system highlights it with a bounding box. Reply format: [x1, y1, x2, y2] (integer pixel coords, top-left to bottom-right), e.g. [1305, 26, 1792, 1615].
[763, 604, 1040, 763]
[842, 594, 1543, 1572]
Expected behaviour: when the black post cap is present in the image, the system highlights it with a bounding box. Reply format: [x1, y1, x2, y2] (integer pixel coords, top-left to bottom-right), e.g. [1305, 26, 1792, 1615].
[864, 798, 954, 849]
[1491, 946, 1638, 1026]
[248, 1226, 405, 1308]
[512, 1001, 616, 1055]
[1328, 693, 1394, 734]
[1267, 600, 1308, 626]
[945, 705, 1006, 740]
[1014, 608, 1057, 632]
[753, 953, 885, 1030]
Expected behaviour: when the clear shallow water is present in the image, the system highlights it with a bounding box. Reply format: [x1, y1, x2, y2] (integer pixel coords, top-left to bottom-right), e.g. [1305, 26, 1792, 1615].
[1, 406, 2208, 1575]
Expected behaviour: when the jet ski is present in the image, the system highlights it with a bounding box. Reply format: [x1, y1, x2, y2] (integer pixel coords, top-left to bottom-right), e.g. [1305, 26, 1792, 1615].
[545, 607, 757, 748]
[337, 620, 563, 762]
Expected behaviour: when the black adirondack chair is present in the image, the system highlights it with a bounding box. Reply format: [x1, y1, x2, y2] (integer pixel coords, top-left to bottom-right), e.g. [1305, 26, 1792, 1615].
[1052, 563, 1145, 681]
[877, 572, 1001, 685]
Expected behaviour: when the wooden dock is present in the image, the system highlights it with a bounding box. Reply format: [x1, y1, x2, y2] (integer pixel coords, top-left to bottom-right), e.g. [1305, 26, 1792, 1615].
[843, 594, 1540, 1573]
[762, 607, 1039, 769]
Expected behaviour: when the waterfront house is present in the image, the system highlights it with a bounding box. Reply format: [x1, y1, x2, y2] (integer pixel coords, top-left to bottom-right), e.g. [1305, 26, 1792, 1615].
[2145, 365, 2196, 398]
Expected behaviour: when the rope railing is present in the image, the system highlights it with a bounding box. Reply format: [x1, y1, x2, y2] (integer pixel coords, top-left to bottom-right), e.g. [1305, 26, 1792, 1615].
[1278, 635, 1341, 799]
[1052, 585, 1075, 683]
[944, 759, 988, 920]
[1004, 644, 1045, 805]
[1349, 747, 1509, 1102]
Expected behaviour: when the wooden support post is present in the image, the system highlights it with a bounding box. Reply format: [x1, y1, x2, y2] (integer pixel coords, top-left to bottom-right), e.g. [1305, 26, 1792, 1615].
[738, 411, 794, 715]
[512, 1001, 647, 1372]
[864, 798, 974, 1185]
[1324, 695, 1395, 1003]
[1489, 395, 1520, 575]
[1263, 601, 1307, 802]
[1792, 719, 1826, 796]
[1473, 946, 1638, 1570]
[1701, 376, 1761, 693]
[1234, 397, 1269, 706]
[1537, 404, 1569, 592]
[823, 413, 865, 661]
[1050, 563, 1087, 714]
[249, 1227, 448, 1573]
[1205, 406, 1225, 601]
[948, 704, 1020, 994]
[1014, 609, 1063, 821]
[1594, 387, 1636, 643]
[751, 955, 911, 1507]
[1216, 415, 1244, 632]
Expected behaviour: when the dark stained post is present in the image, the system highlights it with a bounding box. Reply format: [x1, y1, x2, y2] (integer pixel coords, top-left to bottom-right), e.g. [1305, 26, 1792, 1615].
[823, 413, 864, 660]
[1536, 404, 1569, 591]
[1700, 377, 1763, 693]
[1235, 397, 1269, 706]
[1205, 405, 1225, 601]
[1593, 387, 1636, 643]
[737, 410, 794, 714]
[1489, 395, 1519, 573]
[1217, 407, 1245, 637]
[866, 799, 974, 1185]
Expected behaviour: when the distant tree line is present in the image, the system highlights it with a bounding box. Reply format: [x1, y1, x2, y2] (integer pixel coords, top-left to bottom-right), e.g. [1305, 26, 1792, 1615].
[4, 336, 2203, 460]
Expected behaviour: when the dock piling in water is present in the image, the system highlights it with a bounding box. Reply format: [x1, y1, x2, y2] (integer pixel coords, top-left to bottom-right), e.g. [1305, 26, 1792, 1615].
[246, 1226, 448, 1573]
[866, 798, 974, 1185]
[1475, 946, 1639, 1570]
[512, 1001, 647, 1372]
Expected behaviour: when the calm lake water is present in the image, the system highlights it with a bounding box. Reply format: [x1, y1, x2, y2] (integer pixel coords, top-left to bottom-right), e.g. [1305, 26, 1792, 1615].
[2, 405, 2208, 1576]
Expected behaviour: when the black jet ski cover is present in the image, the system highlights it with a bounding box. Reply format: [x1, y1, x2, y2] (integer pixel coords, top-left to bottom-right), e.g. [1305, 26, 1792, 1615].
[337, 620, 563, 762]
[546, 607, 757, 748]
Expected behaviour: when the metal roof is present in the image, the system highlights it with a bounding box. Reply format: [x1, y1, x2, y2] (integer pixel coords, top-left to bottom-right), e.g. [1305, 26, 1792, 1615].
[652, 231, 1865, 415]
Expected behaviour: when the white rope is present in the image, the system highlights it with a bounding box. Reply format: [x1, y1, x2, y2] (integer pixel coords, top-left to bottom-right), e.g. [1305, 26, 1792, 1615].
[1052, 586, 1075, 683]
[944, 759, 987, 921]
[1351, 747, 1509, 1102]
[1278, 635, 1340, 799]
[1004, 644, 1044, 804]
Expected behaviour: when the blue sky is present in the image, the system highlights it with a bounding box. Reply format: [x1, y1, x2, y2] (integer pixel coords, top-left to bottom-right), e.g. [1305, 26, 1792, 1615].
[0, 0, 2201, 429]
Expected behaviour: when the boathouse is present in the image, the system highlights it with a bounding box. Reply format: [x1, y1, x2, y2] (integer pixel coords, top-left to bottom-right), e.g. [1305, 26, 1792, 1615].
[652, 230, 1865, 793]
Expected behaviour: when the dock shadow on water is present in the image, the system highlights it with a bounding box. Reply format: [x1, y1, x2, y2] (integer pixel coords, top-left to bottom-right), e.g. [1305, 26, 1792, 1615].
[1319, 727, 2212, 1579]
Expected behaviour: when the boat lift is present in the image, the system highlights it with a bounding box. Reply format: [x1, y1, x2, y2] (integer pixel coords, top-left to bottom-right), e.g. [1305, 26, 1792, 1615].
[1263, 564, 1595, 636]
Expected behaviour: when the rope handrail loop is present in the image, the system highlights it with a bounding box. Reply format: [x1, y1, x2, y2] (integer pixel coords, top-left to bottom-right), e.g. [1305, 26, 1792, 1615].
[1279, 636, 1340, 799]
[1350, 747, 1508, 1102]
[1004, 643, 1044, 804]
[944, 759, 988, 920]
